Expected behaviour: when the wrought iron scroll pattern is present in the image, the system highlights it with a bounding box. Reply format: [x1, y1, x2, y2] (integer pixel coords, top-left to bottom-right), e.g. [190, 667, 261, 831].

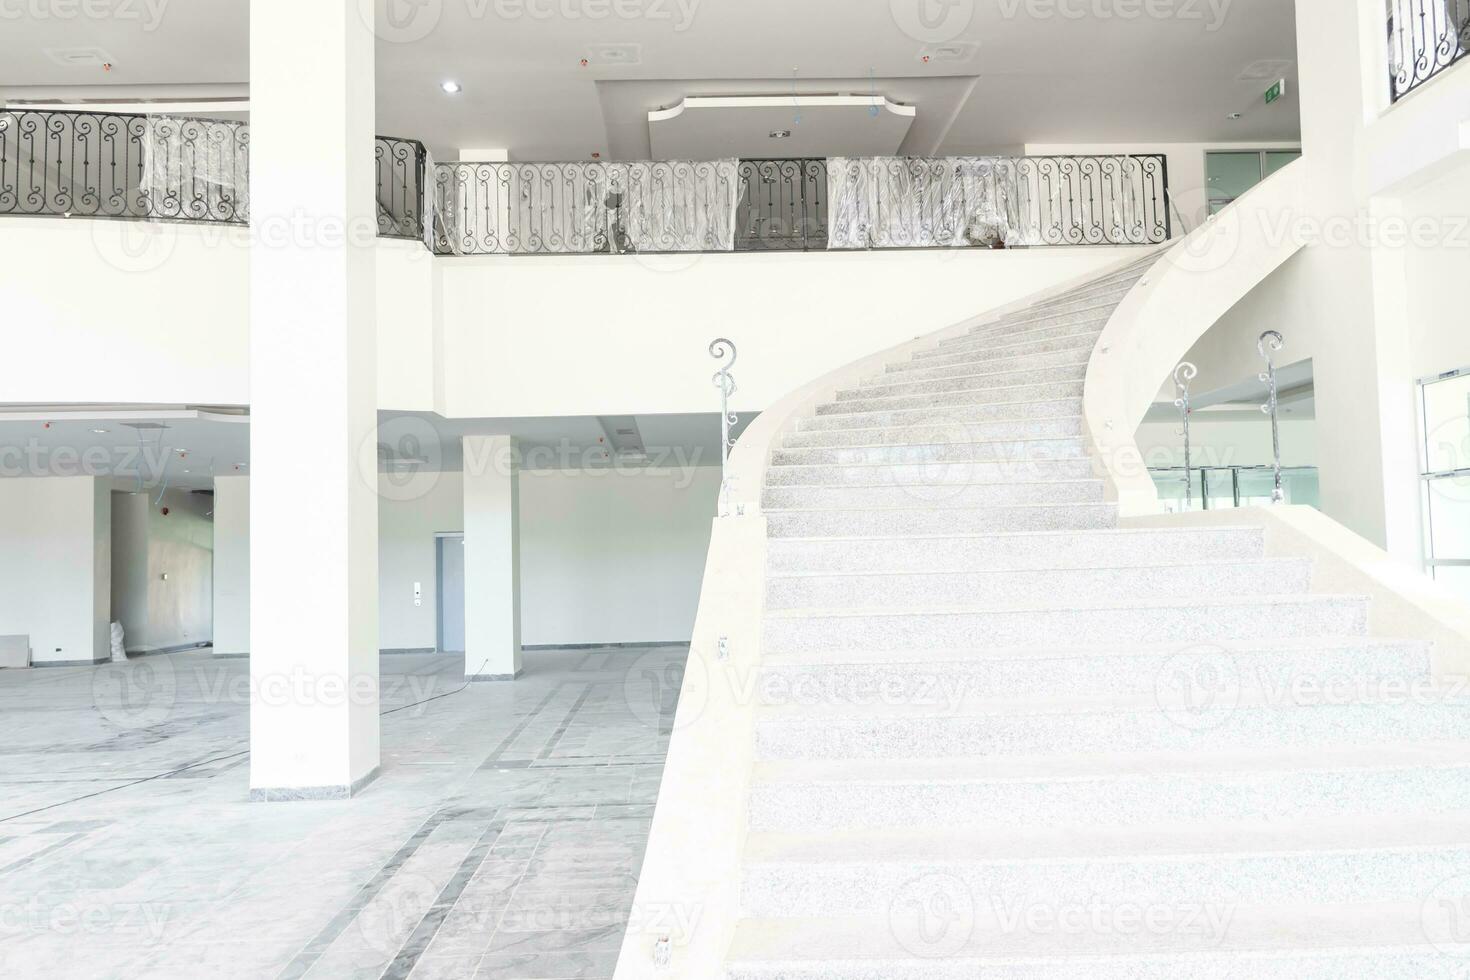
[1258, 330, 1286, 504]
[1174, 362, 1199, 510]
[710, 338, 738, 517]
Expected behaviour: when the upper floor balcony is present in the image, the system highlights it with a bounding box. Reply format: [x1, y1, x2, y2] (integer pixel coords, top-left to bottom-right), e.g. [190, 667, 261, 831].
[0, 107, 1173, 255]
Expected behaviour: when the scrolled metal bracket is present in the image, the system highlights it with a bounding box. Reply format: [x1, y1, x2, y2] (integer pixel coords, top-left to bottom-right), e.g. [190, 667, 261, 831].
[710, 338, 738, 517]
[1258, 330, 1286, 503]
[1173, 362, 1198, 510]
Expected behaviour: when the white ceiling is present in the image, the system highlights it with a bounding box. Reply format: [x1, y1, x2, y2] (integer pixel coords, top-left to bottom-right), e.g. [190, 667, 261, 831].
[649, 95, 916, 159]
[0, 0, 1301, 160]
[0, 407, 738, 492]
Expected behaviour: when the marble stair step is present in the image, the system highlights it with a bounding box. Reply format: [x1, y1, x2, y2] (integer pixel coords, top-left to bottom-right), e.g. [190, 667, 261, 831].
[928, 318, 1110, 356]
[724, 905, 1470, 979]
[781, 416, 1083, 449]
[754, 637, 1431, 713]
[764, 501, 1118, 538]
[763, 526, 1267, 572]
[748, 741, 1464, 833]
[738, 817, 1470, 918]
[795, 398, 1084, 433]
[872, 345, 1092, 384]
[763, 557, 1313, 609]
[836, 363, 1086, 400]
[760, 477, 1105, 511]
[752, 682, 1469, 762]
[959, 303, 1118, 337]
[819, 380, 1084, 414]
[770, 437, 1086, 468]
[761, 594, 1369, 653]
[763, 456, 1097, 488]
[900, 330, 1102, 369]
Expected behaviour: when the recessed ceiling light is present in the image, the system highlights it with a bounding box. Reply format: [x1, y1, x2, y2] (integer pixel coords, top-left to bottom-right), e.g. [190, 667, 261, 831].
[1228, 112, 1243, 120]
[91, 428, 109, 434]
[441, 80, 462, 94]
[769, 130, 792, 140]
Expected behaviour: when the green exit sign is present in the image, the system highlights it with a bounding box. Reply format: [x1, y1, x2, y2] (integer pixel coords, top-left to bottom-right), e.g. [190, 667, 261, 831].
[1265, 79, 1286, 104]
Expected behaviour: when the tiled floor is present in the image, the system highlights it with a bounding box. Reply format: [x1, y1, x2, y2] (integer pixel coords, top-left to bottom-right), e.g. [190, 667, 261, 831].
[0, 645, 687, 979]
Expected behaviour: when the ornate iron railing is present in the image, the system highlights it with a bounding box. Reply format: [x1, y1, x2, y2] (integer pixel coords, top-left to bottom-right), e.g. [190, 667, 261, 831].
[431, 159, 741, 255]
[0, 109, 430, 237]
[1390, 0, 1470, 101]
[375, 134, 428, 240]
[0, 114, 1170, 253]
[431, 153, 1169, 255]
[735, 158, 828, 251]
[825, 155, 1169, 248]
[0, 109, 249, 223]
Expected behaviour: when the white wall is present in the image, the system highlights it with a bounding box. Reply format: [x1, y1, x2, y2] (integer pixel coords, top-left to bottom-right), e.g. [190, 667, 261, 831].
[213, 475, 250, 656]
[378, 474, 462, 651]
[0, 477, 110, 665]
[436, 247, 1143, 418]
[110, 488, 214, 654]
[376, 466, 720, 650]
[518, 466, 721, 646]
[0, 217, 1140, 418]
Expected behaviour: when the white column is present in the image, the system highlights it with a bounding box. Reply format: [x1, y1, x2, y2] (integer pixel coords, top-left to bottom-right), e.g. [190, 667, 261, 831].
[248, 0, 380, 799]
[212, 475, 250, 657]
[462, 435, 521, 680]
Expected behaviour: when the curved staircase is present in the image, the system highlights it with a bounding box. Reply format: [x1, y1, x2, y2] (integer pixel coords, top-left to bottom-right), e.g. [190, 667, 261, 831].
[722, 257, 1470, 977]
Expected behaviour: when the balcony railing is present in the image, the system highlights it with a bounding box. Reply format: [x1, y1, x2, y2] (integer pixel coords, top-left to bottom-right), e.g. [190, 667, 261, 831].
[0, 109, 428, 236]
[430, 153, 1170, 255]
[375, 134, 428, 241]
[1389, 0, 1470, 101]
[0, 109, 1171, 255]
[0, 109, 249, 223]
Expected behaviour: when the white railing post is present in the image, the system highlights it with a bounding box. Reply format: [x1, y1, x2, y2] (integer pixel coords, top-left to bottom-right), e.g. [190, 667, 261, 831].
[710, 338, 738, 517]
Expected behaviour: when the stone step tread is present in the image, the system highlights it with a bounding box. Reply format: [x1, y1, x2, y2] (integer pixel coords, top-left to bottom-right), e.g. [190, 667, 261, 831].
[909, 332, 1102, 361]
[762, 592, 1363, 620]
[752, 680, 1451, 724]
[764, 525, 1261, 544]
[743, 812, 1470, 865]
[758, 636, 1429, 668]
[826, 383, 1087, 409]
[849, 365, 1086, 393]
[777, 435, 1085, 453]
[764, 556, 1308, 580]
[896, 341, 1097, 367]
[802, 400, 1085, 426]
[763, 502, 1113, 519]
[725, 907, 1465, 971]
[751, 741, 1470, 787]
[765, 455, 1090, 478]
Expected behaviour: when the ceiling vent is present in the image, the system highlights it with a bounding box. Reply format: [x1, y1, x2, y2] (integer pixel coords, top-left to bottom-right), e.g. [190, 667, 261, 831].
[1238, 59, 1294, 82]
[585, 44, 641, 67]
[44, 47, 114, 68]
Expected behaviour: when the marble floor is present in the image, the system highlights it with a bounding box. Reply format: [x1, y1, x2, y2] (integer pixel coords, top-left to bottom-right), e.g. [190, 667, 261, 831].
[0, 645, 687, 979]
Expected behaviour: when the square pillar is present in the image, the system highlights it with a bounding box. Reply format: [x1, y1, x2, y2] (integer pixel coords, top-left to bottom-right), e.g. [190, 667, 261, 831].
[212, 475, 250, 657]
[248, 0, 380, 799]
[462, 435, 521, 680]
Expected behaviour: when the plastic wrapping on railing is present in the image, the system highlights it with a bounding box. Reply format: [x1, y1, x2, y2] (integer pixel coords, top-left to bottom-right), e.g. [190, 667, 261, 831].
[826, 157, 1028, 249]
[432, 159, 740, 254]
[827, 155, 1157, 249]
[137, 115, 249, 221]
